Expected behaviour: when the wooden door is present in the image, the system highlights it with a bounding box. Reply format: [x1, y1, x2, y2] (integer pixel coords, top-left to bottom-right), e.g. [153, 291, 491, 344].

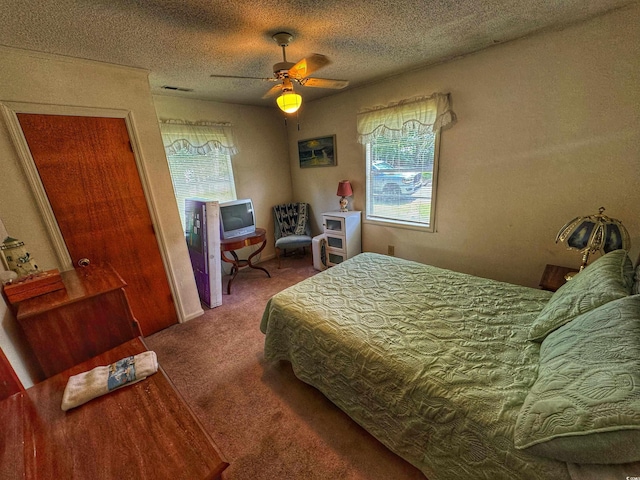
[17, 114, 178, 335]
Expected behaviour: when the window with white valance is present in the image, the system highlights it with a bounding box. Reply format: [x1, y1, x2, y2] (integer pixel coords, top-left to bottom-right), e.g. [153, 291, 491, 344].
[160, 120, 238, 231]
[357, 93, 456, 230]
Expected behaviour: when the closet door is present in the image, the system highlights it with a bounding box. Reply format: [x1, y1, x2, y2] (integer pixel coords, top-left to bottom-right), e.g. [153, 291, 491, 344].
[17, 114, 178, 335]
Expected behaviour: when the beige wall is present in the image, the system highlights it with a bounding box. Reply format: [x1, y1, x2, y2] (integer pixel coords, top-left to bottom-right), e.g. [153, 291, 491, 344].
[288, 4, 640, 287]
[1, 4, 639, 385]
[151, 94, 292, 262]
[0, 47, 202, 386]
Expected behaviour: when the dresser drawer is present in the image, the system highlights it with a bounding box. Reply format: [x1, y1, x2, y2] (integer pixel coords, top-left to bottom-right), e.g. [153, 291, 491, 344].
[326, 234, 345, 250]
[327, 250, 347, 265]
[323, 217, 345, 234]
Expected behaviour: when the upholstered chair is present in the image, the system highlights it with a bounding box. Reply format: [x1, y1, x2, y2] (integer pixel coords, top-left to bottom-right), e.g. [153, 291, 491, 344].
[273, 203, 312, 268]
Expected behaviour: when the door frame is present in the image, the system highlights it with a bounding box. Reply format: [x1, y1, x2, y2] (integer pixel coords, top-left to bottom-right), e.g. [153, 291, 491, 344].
[1, 101, 184, 322]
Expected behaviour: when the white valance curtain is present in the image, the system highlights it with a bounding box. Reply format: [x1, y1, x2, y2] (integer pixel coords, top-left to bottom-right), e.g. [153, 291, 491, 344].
[159, 119, 237, 156]
[356, 92, 456, 144]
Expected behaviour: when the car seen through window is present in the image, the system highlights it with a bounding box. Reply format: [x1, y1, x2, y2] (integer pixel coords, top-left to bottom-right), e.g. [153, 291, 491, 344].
[371, 161, 427, 197]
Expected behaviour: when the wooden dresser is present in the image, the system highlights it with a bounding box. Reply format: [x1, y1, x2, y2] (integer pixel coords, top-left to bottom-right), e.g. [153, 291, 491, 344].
[16, 264, 143, 381]
[0, 337, 229, 479]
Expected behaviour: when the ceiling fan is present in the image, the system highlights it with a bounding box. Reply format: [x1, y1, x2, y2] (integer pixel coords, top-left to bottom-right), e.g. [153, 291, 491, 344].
[210, 32, 349, 113]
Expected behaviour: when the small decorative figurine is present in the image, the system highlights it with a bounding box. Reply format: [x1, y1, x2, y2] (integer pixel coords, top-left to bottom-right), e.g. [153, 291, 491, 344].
[0, 236, 40, 278]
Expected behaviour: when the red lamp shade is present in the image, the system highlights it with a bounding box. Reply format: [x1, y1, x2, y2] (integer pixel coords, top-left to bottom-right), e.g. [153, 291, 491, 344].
[336, 180, 353, 197]
[337, 180, 353, 212]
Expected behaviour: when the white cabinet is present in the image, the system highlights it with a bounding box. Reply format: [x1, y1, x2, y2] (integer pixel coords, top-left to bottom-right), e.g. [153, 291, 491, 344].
[322, 211, 361, 266]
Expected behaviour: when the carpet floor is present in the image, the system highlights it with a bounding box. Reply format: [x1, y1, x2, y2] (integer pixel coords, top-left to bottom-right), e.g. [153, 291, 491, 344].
[146, 253, 426, 480]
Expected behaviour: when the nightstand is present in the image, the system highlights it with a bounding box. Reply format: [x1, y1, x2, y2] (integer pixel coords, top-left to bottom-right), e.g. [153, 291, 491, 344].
[539, 264, 578, 292]
[321, 211, 362, 266]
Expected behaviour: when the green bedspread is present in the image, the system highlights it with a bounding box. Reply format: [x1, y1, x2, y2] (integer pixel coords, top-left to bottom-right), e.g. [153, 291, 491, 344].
[260, 252, 571, 480]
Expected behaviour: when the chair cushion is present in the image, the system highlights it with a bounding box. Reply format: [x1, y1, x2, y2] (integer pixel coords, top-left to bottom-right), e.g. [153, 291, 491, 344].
[514, 295, 640, 464]
[528, 249, 634, 342]
[275, 235, 312, 249]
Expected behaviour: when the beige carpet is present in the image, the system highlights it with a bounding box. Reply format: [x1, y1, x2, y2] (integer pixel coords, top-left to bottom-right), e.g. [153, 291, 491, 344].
[146, 253, 426, 480]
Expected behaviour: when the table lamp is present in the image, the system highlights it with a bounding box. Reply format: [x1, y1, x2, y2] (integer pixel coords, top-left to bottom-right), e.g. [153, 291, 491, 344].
[337, 180, 353, 212]
[555, 207, 630, 275]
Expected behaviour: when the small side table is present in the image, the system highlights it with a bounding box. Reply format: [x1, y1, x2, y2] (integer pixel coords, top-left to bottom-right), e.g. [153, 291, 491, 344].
[539, 264, 578, 292]
[220, 227, 271, 294]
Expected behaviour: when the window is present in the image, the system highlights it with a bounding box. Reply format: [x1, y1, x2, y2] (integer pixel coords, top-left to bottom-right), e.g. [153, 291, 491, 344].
[365, 127, 437, 228]
[160, 121, 237, 231]
[357, 93, 456, 230]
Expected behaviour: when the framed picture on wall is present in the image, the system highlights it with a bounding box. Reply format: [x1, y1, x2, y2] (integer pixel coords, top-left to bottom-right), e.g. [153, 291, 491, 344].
[298, 135, 336, 168]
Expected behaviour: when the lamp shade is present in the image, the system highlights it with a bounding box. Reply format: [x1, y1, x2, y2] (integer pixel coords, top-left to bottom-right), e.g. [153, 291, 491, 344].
[276, 91, 302, 114]
[336, 180, 353, 197]
[555, 207, 630, 270]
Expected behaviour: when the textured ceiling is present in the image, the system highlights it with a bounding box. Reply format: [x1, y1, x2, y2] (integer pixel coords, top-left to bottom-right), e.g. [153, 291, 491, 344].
[0, 0, 637, 108]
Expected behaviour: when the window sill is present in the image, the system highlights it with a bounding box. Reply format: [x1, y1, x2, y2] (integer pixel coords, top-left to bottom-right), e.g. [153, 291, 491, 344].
[363, 216, 435, 233]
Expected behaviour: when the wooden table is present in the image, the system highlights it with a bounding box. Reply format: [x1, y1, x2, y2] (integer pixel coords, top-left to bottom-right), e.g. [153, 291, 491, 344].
[0, 337, 228, 480]
[220, 227, 271, 294]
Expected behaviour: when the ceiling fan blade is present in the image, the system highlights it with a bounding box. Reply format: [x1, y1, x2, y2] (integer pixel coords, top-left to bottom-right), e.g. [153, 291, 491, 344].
[299, 77, 349, 89]
[210, 74, 277, 82]
[262, 84, 283, 98]
[288, 54, 331, 79]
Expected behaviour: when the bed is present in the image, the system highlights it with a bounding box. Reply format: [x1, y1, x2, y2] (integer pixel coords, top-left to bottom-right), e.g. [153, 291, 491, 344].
[260, 251, 640, 480]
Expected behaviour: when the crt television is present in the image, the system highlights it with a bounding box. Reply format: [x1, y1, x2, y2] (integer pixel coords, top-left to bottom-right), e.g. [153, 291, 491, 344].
[219, 198, 256, 239]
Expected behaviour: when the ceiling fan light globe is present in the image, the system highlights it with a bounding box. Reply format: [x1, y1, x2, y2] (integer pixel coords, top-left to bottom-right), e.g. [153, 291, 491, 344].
[276, 92, 302, 114]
